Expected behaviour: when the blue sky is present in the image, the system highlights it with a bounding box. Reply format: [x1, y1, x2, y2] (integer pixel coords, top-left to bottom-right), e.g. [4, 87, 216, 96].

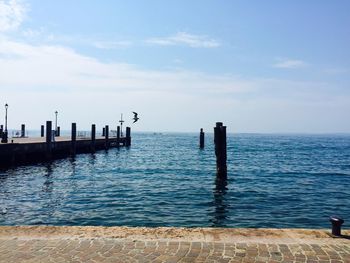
[0, 0, 349, 133]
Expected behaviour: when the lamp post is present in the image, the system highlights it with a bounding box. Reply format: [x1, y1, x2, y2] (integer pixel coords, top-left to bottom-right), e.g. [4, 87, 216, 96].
[5, 103, 8, 133]
[119, 113, 124, 137]
[55, 111, 58, 136]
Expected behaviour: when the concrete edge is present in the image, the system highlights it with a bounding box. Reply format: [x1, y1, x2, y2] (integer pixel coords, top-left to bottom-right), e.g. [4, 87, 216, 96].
[0, 226, 349, 244]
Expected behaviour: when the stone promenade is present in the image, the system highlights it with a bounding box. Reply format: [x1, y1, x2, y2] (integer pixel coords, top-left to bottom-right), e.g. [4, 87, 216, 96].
[0, 226, 349, 263]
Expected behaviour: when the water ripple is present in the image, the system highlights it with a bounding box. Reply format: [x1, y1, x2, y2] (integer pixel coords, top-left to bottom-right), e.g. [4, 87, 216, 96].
[0, 133, 350, 228]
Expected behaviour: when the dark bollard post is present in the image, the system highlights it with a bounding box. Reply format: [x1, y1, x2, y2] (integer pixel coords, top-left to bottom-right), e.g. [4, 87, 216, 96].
[200, 128, 205, 149]
[0, 124, 5, 143]
[57, 126, 60, 137]
[330, 216, 344, 236]
[71, 123, 77, 156]
[126, 127, 131, 147]
[117, 126, 120, 148]
[2, 131, 8, 143]
[91, 124, 96, 153]
[21, 124, 25, 137]
[0, 124, 6, 143]
[46, 121, 52, 160]
[41, 125, 45, 137]
[102, 127, 105, 137]
[105, 125, 109, 150]
[214, 122, 227, 179]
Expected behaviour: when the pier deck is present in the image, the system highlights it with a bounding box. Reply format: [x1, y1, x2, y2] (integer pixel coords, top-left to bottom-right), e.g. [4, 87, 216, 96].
[1, 136, 110, 144]
[0, 135, 129, 167]
[0, 226, 349, 263]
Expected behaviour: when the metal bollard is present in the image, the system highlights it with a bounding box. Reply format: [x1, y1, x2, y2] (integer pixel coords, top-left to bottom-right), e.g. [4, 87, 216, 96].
[329, 215, 344, 236]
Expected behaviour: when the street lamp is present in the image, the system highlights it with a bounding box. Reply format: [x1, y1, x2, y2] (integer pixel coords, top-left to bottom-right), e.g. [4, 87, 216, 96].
[55, 111, 58, 135]
[119, 113, 124, 137]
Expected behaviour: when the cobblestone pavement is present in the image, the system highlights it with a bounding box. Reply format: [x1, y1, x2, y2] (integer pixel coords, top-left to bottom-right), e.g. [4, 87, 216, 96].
[0, 227, 349, 262]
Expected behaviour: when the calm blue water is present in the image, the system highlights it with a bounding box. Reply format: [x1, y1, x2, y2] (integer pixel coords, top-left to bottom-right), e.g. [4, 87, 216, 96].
[0, 133, 349, 228]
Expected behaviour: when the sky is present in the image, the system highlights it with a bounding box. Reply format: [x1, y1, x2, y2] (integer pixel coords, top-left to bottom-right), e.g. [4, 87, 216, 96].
[0, 0, 349, 133]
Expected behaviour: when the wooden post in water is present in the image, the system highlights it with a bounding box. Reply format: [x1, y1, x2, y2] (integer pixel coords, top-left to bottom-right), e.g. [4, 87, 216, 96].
[117, 126, 120, 148]
[214, 122, 227, 179]
[105, 125, 109, 150]
[102, 127, 106, 137]
[57, 126, 60, 137]
[71, 123, 77, 156]
[126, 127, 131, 147]
[200, 128, 205, 149]
[91, 124, 96, 153]
[41, 125, 45, 137]
[21, 124, 25, 138]
[45, 121, 52, 160]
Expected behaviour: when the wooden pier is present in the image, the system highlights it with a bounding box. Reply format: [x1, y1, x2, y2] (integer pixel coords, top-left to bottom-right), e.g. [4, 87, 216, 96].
[0, 122, 131, 168]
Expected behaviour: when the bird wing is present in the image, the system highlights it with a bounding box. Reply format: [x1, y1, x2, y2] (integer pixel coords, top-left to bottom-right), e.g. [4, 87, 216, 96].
[132, 111, 138, 117]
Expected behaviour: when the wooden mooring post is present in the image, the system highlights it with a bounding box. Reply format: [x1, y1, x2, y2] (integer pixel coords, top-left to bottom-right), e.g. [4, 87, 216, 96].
[126, 127, 131, 146]
[117, 126, 120, 148]
[91, 124, 96, 153]
[21, 124, 25, 138]
[56, 126, 60, 137]
[199, 128, 205, 149]
[71, 123, 77, 156]
[45, 121, 52, 160]
[41, 125, 45, 137]
[214, 122, 227, 179]
[105, 125, 109, 150]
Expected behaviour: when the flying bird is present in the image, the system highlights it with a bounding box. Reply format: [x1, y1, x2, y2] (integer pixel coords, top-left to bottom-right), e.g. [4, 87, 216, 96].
[132, 112, 139, 123]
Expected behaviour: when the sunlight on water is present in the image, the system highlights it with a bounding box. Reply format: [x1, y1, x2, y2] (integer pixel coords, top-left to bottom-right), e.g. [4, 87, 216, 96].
[0, 133, 349, 228]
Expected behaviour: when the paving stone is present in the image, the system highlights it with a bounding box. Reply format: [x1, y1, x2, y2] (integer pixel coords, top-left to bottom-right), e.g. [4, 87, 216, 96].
[0, 236, 349, 263]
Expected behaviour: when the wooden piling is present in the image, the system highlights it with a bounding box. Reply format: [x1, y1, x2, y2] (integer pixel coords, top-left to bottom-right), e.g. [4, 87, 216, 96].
[45, 121, 52, 160]
[200, 128, 205, 149]
[41, 125, 45, 137]
[21, 124, 25, 138]
[91, 124, 96, 153]
[126, 127, 131, 147]
[102, 127, 106, 137]
[105, 125, 109, 150]
[214, 122, 227, 179]
[0, 124, 130, 167]
[57, 126, 60, 137]
[71, 123, 77, 156]
[117, 126, 120, 148]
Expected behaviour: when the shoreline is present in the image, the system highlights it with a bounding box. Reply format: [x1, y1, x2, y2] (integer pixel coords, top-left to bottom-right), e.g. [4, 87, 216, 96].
[1, 226, 349, 244]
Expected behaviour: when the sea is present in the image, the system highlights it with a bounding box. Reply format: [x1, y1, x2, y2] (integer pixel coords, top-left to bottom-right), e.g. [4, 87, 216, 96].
[0, 132, 349, 228]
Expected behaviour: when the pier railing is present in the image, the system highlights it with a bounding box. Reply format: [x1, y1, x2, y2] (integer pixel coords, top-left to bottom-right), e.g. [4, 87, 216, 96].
[0, 122, 131, 167]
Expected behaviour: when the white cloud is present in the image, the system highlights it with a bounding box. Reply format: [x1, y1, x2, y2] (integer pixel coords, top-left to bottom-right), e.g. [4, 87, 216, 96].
[273, 59, 307, 69]
[0, 0, 26, 32]
[22, 31, 134, 50]
[92, 40, 132, 49]
[1, 39, 349, 133]
[0, 39, 251, 95]
[21, 28, 45, 38]
[146, 32, 221, 48]
[0, 39, 258, 132]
